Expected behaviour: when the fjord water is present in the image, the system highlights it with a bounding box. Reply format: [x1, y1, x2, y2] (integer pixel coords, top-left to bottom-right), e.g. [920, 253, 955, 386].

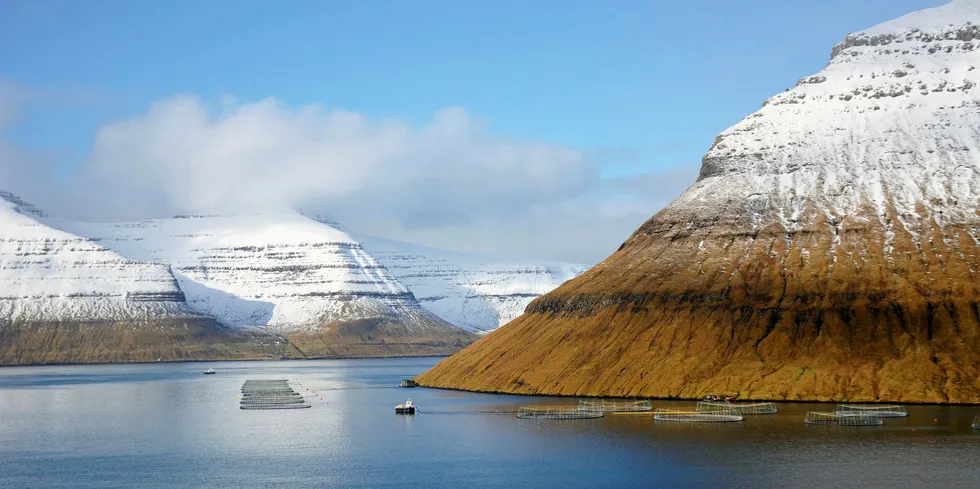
[1, 358, 978, 488]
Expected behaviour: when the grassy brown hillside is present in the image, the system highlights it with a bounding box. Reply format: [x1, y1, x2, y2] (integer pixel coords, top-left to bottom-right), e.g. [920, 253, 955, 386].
[0, 318, 284, 365]
[0, 317, 476, 365]
[286, 317, 476, 359]
[417, 203, 980, 404]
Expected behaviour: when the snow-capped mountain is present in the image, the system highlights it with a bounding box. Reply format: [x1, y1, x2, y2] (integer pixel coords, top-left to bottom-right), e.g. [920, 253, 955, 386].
[419, 1, 980, 404]
[0, 192, 270, 365]
[57, 213, 459, 334]
[359, 236, 586, 333]
[695, 0, 980, 239]
[0, 191, 194, 321]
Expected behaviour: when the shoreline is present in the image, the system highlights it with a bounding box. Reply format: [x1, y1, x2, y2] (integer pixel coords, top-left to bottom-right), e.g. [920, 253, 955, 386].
[0, 354, 452, 369]
[413, 383, 980, 407]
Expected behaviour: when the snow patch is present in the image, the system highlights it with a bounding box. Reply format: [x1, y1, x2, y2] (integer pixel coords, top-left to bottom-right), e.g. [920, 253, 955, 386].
[358, 236, 586, 333]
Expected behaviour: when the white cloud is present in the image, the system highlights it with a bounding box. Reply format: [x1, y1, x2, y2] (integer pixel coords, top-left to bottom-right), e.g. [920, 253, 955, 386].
[73, 96, 597, 223]
[380, 163, 699, 263]
[4, 92, 699, 263]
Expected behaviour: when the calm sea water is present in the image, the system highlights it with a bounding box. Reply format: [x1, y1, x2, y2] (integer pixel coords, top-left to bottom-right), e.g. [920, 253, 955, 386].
[1, 357, 979, 488]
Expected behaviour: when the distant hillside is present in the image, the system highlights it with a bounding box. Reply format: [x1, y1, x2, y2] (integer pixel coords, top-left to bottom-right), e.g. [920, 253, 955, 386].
[359, 235, 585, 333]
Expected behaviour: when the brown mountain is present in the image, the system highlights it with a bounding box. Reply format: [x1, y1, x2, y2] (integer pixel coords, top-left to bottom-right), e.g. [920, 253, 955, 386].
[417, 2, 980, 403]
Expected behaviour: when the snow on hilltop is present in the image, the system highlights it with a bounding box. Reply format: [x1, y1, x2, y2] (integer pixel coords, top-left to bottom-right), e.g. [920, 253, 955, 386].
[0, 192, 192, 321]
[2, 190, 581, 333]
[414, 1, 980, 405]
[685, 0, 980, 248]
[852, 0, 980, 38]
[56, 212, 450, 333]
[359, 236, 586, 333]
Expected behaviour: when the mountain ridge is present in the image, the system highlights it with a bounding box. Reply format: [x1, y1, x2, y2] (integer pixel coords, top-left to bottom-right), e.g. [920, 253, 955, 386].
[358, 235, 586, 333]
[52, 212, 477, 359]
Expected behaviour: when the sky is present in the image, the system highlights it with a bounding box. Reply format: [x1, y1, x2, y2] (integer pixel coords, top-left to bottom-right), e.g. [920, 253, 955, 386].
[0, 0, 949, 263]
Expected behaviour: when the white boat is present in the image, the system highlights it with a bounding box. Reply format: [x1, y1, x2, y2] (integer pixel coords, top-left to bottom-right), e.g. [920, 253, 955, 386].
[395, 398, 416, 414]
[203, 368, 216, 375]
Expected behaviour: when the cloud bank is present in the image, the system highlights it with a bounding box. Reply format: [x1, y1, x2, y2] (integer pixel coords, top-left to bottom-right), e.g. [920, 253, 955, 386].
[1, 89, 699, 263]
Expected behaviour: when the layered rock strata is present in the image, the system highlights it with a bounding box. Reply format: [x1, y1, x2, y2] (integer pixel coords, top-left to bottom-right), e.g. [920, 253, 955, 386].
[360, 236, 585, 333]
[0, 192, 274, 364]
[59, 213, 475, 358]
[418, 1, 980, 403]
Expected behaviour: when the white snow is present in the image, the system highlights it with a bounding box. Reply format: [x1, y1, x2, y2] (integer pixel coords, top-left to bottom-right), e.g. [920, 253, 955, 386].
[2, 190, 579, 332]
[856, 0, 980, 37]
[675, 0, 980, 250]
[53, 212, 448, 332]
[0, 193, 193, 321]
[359, 236, 586, 333]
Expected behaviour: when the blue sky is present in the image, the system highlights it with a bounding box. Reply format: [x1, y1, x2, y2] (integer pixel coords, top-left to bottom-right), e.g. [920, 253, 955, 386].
[0, 0, 950, 262]
[1, 0, 945, 175]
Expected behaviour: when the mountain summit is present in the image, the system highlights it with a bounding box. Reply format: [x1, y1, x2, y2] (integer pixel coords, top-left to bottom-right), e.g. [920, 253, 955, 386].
[418, 1, 980, 403]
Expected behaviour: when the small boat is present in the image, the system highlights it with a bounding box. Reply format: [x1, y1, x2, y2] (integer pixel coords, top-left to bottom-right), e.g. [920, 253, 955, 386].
[395, 398, 416, 414]
[204, 368, 216, 375]
[400, 379, 418, 388]
[702, 394, 736, 402]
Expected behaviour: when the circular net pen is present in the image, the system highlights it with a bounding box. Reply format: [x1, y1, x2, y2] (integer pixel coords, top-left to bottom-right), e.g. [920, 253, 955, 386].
[804, 411, 883, 426]
[578, 399, 653, 412]
[517, 406, 604, 420]
[836, 404, 908, 418]
[697, 401, 778, 415]
[653, 408, 743, 423]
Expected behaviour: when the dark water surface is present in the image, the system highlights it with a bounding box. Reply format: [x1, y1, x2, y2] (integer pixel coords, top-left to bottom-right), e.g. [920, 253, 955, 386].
[1, 358, 979, 488]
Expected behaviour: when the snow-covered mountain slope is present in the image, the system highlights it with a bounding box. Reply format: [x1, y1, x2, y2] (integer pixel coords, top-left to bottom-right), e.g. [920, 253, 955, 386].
[56, 213, 463, 334]
[418, 1, 980, 404]
[0, 191, 193, 321]
[694, 0, 980, 238]
[0, 192, 271, 365]
[359, 236, 585, 333]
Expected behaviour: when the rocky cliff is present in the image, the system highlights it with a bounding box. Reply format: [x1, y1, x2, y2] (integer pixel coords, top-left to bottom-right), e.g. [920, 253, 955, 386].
[417, 0, 980, 403]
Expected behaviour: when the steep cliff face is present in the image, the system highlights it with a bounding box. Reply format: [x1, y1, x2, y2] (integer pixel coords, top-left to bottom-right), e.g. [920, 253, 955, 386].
[359, 236, 585, 333]
[59, 213, 475, 358]
[0, 192, 275, 365]
[417, 1, 980, 403]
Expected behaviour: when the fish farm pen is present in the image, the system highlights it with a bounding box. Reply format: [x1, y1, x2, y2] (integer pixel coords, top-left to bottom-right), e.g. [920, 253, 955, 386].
[804, 411, 883, 426]
[836, 404, 909, 418]
[517, 406, 604, 420]
[653, 408, 743, 423]
[696, 401, 778, 415]
[577, 399, 653, 412]
[240, 379, 311, 410]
